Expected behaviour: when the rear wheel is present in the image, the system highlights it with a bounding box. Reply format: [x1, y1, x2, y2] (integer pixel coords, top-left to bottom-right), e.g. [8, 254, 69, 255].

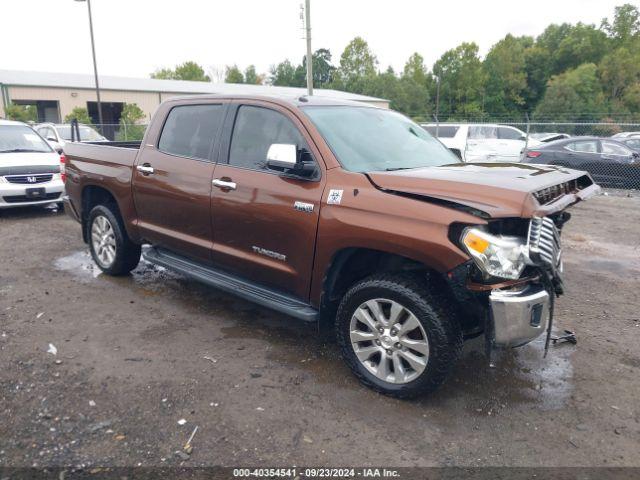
[88, 204, 141, 275]
[336, 273, 462, 398]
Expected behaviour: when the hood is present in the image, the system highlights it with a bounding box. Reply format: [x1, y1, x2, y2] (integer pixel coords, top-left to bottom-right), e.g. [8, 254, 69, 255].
[366, 162, 599, 218]
[0, 151, 61, 175]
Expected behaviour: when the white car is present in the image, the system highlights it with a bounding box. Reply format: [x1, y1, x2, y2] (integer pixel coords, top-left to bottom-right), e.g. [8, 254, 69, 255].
[612, 131, 640, 139]
[422, 123, 541, 163]
[0, 119, 65, 209]
[36, 122, 107, 152]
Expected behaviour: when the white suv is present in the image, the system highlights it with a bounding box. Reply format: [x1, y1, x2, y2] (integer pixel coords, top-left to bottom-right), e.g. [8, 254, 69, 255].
[422, 123, 540, 163]
[0, 120, 65, 209]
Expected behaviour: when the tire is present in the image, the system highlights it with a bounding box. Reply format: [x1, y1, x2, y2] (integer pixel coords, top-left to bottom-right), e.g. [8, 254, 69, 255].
[87, 204, 141, 276]
[336, 273, 462, 398]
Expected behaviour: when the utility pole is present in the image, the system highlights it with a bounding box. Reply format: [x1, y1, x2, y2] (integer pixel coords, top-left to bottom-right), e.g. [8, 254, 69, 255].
[76, 0, 103, 127]
[435, 75, 441, 137]
[304, 0, 313, 96]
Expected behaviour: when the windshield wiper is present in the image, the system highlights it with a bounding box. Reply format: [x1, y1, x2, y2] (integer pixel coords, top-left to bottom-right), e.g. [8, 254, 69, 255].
[385, 167, 415, 171]
[0, 148, 46, 153]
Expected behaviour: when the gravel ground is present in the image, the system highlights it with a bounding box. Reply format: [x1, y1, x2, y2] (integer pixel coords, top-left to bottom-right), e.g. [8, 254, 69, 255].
[0, 194, 639, 469]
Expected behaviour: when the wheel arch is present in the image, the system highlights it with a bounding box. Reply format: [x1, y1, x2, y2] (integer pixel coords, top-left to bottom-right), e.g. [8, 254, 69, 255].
[318, 247, 446, 329]
[80, 185, 127, 243]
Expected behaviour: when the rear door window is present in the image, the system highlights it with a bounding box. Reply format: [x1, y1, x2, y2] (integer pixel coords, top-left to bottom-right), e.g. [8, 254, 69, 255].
[158, 104, 225, 160]
[469, 126, 498, 139]
[498, 126, 524, 140]
[566, 141, 598, 153]
[601, 141, 632, 156]
[228, 105, 310, 171]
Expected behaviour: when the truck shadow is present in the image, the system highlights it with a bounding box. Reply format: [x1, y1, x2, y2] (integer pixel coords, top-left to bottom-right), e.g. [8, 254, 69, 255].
[53, 248, 575, 413]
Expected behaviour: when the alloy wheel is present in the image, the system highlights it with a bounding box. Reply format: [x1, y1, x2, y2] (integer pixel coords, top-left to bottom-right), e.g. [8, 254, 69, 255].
[91, 215, 116, 268]
[349, 298, 429, 384]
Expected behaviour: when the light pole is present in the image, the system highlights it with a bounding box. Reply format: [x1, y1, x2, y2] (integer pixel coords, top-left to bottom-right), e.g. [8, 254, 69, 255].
[75, 0, 103, 127]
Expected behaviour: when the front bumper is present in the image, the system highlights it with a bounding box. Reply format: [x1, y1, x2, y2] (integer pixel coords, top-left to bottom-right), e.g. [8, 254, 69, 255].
[489, 284, 550, 347]
[0, 179, 65, 209]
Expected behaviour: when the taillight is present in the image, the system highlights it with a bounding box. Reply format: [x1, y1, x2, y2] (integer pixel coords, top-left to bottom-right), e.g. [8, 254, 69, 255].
[526, 151, 542, 158]
[60, 153, 67, 182]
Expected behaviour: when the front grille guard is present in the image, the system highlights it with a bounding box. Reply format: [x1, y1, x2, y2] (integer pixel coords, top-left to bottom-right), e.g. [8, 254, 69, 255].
[527, 215, 566, 296]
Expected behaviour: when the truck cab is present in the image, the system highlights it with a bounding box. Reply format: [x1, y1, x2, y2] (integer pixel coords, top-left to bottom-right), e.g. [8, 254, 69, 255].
[63, 95, 599, 398]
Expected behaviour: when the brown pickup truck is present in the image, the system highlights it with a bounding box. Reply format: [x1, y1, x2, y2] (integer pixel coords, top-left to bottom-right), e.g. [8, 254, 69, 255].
[63, 95, 599, 397]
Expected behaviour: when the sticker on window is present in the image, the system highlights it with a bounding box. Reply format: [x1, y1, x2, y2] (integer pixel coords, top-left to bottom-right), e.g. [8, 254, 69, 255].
[327, 189, 343, 205]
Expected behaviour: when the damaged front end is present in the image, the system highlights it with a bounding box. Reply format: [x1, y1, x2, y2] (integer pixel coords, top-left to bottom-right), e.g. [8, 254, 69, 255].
[447, 210, 575, 353]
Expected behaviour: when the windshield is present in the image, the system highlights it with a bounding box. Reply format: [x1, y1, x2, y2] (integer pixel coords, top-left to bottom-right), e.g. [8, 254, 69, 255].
[302, 106, 460, 172]
[57, 125, 106, 141]
[0, 125, 52, 154]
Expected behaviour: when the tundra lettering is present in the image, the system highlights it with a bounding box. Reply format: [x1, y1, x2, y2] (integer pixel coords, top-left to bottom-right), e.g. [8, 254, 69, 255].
[62, 95, 600, 397]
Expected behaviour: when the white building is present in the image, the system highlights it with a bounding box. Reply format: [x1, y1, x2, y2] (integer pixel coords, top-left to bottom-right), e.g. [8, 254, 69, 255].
[0, 69, 389, 125]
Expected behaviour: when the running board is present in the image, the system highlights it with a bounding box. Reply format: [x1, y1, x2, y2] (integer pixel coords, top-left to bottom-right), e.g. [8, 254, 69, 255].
[142, 247, 318, 323]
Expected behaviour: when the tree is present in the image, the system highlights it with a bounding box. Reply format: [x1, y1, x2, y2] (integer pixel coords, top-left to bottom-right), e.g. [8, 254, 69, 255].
[151, 61, 210, 81]
[534, 63, 606, 122]
[310, 48, 335, 87]
[269, 60, 302, 87]
[432, 42, 485, 118]
[64, 107, 92, 125]
[598, 47, 640, 106]
[554, 23, 610, 72]
[244, 65, 261, 85]
[4, 103, 37, 122]
[116, 103, 146, 141]
[337, 37, 378, 91]
[402, 52, 429, 88]
[602, 3, 640, 45]
[482, 35, 530, 115]
[225, 65, 244, 84]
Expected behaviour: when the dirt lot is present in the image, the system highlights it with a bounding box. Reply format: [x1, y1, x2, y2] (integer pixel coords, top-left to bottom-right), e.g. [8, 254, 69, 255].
[1, 194, 639, 469]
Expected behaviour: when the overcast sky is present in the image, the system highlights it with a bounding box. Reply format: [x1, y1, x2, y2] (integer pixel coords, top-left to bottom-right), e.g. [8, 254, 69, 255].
[2, 0, 625, 81]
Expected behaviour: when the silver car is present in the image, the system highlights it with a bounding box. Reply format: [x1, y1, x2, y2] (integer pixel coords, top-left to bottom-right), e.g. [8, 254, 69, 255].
[36, 122, 106, 152]
[0, 120, 65, 209]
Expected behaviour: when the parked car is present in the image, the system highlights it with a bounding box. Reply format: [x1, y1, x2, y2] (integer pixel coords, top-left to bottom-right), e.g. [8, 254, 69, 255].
[64, 95, 599, 398]
[523, 137, 640, 189]
[0, 119, 65, 209]
[612, 131, 640, 139]
[421, 123, 541, 163]
[36, 123, 107, 152]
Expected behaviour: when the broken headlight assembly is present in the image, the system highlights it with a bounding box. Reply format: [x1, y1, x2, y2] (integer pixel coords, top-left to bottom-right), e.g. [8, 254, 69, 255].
[461, 227, 529, 280]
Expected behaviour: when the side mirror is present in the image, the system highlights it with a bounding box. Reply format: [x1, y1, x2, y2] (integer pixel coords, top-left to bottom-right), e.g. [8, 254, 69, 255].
[519, 135, 527, 141]
[266, 143, 317, 178]
[266, 144, 297, 170]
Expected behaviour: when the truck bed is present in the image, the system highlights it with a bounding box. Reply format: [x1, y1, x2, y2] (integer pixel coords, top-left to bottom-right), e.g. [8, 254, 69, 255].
[64, 141, 140, 167]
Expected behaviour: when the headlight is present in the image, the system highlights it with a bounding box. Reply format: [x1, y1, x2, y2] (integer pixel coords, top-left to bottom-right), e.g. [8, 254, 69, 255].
[461, 227, 529, 280]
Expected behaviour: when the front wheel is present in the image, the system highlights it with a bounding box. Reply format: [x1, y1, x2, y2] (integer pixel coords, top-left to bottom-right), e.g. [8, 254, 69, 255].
[336, 273, 462, 398]
[87, 204, 141, 276]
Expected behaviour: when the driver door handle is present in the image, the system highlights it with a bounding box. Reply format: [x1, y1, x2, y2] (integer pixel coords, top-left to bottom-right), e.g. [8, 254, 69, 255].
[212, 178, 237, 191]
[136, 164, 154, 175]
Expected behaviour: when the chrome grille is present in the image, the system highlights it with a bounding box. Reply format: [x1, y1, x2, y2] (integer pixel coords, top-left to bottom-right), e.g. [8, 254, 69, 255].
[5, 174, 54, 184]
[528, 217, 562, 270]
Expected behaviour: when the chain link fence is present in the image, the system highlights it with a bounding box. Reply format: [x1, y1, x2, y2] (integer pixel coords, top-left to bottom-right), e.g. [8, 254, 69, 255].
[423, 118, 640, 191]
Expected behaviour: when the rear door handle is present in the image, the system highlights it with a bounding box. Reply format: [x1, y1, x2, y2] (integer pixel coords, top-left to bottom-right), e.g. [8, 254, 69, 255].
[212, 178, 237, 191]
[136, 164, 154, 175]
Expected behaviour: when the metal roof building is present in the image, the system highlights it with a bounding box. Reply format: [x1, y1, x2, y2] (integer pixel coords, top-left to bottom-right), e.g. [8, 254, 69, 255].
[0, 69, 389, 126]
